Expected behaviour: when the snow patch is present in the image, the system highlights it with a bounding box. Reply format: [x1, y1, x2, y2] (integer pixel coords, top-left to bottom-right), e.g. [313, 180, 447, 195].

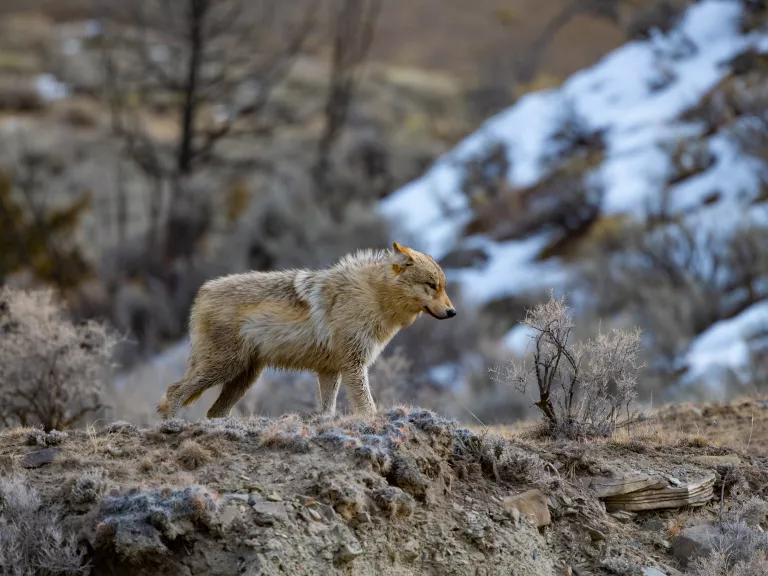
[449, 235, 567, 304]
[383, 1, 753, 247]
[685, 301, 768, 384]
[35, 74, 70, 102]
[503, 324, 536, 356]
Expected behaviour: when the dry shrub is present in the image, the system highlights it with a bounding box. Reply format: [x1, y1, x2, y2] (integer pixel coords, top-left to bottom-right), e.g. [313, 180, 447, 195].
[690, 551, 768, 576]
[0, 287, 116, 431]
[689, 498, 768, 575]
[71, 469, 108, 505]
[0, 475, 87, 575]
[492, 294, 641, 439]
[452, 429, 549, 485]
[176, 439, 212, 470]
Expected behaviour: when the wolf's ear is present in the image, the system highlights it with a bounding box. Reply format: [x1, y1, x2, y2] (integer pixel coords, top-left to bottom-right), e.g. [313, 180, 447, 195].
[392, 241, 415, 257]
[392, 241, 414, 273]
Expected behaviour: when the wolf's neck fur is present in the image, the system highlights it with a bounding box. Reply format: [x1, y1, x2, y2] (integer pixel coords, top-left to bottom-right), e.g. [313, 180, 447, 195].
[331, 249, 418, 330]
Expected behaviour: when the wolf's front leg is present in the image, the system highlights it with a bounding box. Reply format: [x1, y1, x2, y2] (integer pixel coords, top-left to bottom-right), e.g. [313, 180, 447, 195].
[341, 366, 376, 417]
[316, 372, 341, 415]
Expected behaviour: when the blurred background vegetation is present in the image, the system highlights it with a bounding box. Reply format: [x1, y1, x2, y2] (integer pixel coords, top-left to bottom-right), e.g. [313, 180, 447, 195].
[0, 0, 765, 428]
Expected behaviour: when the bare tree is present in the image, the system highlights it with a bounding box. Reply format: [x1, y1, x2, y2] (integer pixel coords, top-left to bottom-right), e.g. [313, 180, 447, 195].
[99, 0, 318, 258]
[313, 0, 381, 197]
[492, 295, 641, 438]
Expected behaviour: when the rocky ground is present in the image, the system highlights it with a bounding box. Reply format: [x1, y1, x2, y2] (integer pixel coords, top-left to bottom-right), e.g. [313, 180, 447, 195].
[1, 399, 767, 575]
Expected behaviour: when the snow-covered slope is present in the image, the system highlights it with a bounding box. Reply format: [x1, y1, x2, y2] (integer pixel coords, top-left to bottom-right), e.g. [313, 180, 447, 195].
[381, 0, 768, 385]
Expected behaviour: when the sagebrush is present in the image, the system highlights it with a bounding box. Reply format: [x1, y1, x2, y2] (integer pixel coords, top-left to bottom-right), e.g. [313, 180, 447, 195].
[688, 497, 768, 576]
[0, 475, 86, 575]
[492, 295, 641, 438]
[0, 287, 115, 430]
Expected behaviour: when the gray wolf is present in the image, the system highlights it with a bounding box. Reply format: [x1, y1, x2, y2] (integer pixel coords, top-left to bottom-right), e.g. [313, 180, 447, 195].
[158, 242, 456, 418]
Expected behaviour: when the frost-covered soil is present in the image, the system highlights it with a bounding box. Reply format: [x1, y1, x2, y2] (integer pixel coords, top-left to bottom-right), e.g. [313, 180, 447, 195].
[380, 0, 768, 382]
[2, 402, 768, 575]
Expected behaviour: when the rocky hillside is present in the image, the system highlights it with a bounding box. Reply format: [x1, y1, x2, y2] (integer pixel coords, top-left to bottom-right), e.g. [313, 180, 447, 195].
[1, 400, 767, 575]
[381, 0, 768, 395]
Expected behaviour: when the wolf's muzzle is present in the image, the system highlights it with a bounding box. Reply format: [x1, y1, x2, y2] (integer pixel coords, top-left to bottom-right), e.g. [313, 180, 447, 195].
[424, 306, 457, 320]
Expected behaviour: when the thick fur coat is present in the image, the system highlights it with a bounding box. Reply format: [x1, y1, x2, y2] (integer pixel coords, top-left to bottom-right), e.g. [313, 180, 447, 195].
[158, 242, 455, 418]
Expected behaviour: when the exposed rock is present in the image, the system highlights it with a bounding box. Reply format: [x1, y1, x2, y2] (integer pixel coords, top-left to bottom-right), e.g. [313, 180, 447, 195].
[590, 473, 666, 498]
[590, 472, 715, 512]
[22, 447, 60, 468]
[91, 485, 220, 561]
[671, 524, 719, 568]
[692, 455, 742, 467]
[600, 474, 715, 512]
[503, 489, 551, 528]
[335, 541, 364, 564]
[250, 498, 289, 526]
[1, 404, 756, 576]
[106, 421, 139, 435]
[610, 510, 637, 522]
[315, 477, 368, 521]
[372, 486, 415, 518]
[387, 454, 430, 500]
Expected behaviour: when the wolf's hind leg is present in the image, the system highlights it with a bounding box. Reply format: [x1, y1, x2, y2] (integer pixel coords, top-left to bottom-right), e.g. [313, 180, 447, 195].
[341, 367, 376, 417]
[207, 363, 262, 418]
[317, 372, 341, 415]
[157, 380, 184, 418]
[160, 374, 212, 418]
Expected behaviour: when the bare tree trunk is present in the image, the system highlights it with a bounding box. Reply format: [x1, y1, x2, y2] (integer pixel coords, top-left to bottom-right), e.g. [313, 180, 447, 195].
[115, 157, 128, 247]
[313, 0, 380, 196]
[146, 175, 165, 258]
[178, 0, 208, 176]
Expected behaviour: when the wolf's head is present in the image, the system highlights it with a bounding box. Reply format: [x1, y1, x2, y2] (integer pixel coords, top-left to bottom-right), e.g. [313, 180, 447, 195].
[391, 242, 456, 320]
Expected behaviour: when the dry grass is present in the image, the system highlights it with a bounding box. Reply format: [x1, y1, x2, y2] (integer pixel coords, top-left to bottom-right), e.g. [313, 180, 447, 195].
[176, 440, 212, 471]
[0, 474, 87, 575]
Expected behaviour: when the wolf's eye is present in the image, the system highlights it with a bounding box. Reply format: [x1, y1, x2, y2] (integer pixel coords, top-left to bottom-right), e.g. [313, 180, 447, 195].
[425, 281, 438, 291]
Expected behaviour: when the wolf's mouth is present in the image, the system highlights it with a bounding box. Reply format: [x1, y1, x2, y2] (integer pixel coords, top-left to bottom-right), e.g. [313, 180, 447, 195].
[423, 306, 446, 320]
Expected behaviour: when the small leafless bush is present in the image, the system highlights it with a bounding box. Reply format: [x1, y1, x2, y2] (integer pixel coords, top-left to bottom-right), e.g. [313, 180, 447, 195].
[689, 498, 768, 576]
[491, 295, 642, 439]
[0, 287, 116, 431]
[0, 475, 87, 575]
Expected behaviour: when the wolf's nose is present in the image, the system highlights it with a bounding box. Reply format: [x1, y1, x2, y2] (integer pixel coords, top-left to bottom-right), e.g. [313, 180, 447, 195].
[445, 308, 457, 318]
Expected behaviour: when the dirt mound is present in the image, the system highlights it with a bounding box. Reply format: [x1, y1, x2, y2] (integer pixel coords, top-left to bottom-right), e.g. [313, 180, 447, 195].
[1, 403, 767, 575]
